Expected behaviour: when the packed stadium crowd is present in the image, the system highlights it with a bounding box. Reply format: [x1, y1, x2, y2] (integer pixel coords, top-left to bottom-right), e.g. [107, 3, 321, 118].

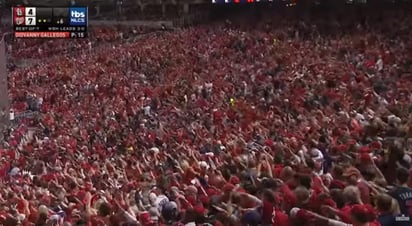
[1, 6, 412, 226]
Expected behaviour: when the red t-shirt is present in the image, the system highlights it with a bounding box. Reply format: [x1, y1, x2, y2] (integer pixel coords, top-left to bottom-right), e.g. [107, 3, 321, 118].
[183, 168, 196, 184]
[357, 181, 371, 204]
[88, 215, 109, 226]
[338, 205, 354, 223]
[262, 200, 274, 225]
[0, 162, 10, 178]
[272, 210, 289, 226]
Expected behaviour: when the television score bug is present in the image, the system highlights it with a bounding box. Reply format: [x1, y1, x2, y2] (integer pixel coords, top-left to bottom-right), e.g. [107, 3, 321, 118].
[69, 7, 87, 26]
[12, 6, 88, 39]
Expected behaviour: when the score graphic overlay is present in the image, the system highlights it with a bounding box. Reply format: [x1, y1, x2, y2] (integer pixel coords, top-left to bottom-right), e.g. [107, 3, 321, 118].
[12, 6, 88, 38]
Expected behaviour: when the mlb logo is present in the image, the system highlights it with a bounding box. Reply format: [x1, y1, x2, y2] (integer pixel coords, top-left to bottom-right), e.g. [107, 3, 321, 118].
[69, 7, 87, 26]
[14, 17, 25, 26]
[13, 7, 25, 17]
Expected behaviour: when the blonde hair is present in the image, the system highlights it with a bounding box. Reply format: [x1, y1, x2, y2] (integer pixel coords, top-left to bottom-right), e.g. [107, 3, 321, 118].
[375, 193, 400, 215]
[391, 197, 401, 214]
[294, 186, 310, 204]
[38, 205, 49, 215]
[180, 160, 189, 170]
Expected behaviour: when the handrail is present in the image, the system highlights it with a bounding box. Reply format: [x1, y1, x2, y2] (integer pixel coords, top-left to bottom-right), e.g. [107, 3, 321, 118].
[0, 32, 12, 127]
[0, 32, 12, 42]
[14, 111, 39, 119]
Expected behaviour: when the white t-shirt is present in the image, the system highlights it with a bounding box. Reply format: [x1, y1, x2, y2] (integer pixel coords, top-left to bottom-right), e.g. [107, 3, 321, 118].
[155, 195, 169, 212]
[311, 148, 323, 161]
[9, 111, 14, 120]
[144, 106, 151, 115]
[376, 58, 383, 71]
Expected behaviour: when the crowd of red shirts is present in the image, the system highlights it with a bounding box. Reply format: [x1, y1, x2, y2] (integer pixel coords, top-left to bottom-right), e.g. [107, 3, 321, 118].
[0, 6, 412, 226]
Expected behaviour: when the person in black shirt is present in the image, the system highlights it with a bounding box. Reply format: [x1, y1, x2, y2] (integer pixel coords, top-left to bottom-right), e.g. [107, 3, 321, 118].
[376, 193, 411, 226]
[388, 167, 412, 216]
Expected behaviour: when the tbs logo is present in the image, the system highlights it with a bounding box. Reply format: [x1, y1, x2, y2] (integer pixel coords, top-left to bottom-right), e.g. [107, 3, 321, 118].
[69, 7, 87, 25]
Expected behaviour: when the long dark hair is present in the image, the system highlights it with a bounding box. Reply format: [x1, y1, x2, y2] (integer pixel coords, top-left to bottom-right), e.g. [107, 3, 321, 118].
[35, 213, 48, 226]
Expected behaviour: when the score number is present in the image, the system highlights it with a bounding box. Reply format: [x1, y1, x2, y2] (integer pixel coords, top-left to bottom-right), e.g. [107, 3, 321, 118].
[25, 7, 36, 26]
